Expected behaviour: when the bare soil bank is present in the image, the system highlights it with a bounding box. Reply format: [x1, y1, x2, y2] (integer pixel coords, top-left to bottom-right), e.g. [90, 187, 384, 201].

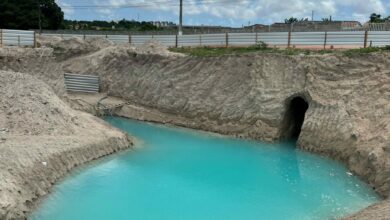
[61, 45, 390, 196]
[0, 71, 133, 219]
[0, 37, 389, 219]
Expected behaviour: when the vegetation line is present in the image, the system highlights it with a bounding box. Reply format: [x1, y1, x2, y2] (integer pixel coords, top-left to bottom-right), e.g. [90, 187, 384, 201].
[169, 44, 390, 57]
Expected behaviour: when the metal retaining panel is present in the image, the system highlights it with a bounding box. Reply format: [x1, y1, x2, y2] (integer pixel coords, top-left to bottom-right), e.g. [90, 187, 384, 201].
[40, 31, 390, 48]
[64, 73, 100, 93]
[0, 29, 35, 47]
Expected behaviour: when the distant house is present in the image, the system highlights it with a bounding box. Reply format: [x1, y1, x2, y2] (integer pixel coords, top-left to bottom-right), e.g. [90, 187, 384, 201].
[152, 21, 176, 28]
[181, 25, 234, 34]
[361, 21, 390, 31]
[340, 21, 362, 29]
[246, 20, 362, 32]
[244, 24, 268, 32]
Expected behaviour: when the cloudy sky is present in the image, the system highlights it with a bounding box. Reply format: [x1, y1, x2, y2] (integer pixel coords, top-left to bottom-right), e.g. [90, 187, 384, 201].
[56, 0, 389, 27]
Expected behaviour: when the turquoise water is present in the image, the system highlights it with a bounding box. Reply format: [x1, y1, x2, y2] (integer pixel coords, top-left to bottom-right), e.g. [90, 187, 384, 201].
[31, 117, 379, 220]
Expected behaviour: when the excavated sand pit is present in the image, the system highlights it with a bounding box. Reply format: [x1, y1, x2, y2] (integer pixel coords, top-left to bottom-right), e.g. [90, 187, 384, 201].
[0, 36, 389, 219]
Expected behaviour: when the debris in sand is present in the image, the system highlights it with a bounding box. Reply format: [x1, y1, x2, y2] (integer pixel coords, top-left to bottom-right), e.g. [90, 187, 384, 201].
[0, 128, 9, 133]
[37, 35, 114, 50]
[37, 36, 185, 58]
[37, 35, 116, 60]
[134, 40, 185, 57]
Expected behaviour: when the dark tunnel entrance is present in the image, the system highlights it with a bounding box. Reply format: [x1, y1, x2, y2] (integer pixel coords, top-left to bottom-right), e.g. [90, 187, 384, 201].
[281, 97, 309, 140]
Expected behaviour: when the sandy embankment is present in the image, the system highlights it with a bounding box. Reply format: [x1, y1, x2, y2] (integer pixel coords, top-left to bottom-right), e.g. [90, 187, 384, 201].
[0, 36, 389, 219]
[0, 71, 133, 219]
[60, 42, 389, 196]
[59, 39, 389, 219]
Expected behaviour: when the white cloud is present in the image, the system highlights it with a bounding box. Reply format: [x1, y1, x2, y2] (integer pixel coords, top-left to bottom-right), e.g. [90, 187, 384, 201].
[56, 0, 75, 16]
[183, 0, 338, 22]
[91, 0, 388, 23]
[338, 0, 385, 14]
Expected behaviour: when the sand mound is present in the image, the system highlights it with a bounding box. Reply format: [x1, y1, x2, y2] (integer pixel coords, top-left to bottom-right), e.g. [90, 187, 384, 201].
[135, 40, 185, 57]
[59, 39, 185, 75]
[0, 70, 132, 219]
[36, 35, 63, 47]
[0, 70, 82, 135]
[37, 35, 115, 60]
[37, 36, 184, 59]
[0, 46, 67, 96]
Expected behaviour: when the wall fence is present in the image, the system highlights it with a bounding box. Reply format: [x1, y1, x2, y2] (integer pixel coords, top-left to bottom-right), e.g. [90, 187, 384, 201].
[0, 29, 389, 49]
[0, 29, 36, 47]
[42, 31, 390, 49]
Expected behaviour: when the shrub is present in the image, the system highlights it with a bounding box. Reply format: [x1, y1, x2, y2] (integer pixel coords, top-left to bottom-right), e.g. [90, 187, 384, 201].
[253, 41, 268, 50]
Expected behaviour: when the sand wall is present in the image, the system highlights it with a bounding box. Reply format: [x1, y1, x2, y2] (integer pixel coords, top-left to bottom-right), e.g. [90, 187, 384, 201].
[60, 49, 390, 198]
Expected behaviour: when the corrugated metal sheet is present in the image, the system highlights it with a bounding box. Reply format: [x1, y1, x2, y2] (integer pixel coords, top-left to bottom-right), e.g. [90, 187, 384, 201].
[326, 31, 365, 46]
[107, 35, 129, 44]
[42, 33, 84, 40]
[1, 28, 386, 49]
[1, 29, 35, 46]
[258, 32, 289, 45]
[178, 35, 200, 47]
[229, 33, 257, 46]
[367, 31, 390, 46]
[153, 35, 176, 47]
[291, 32, 325, 45]
[131, 35, 153, 45]
[64, 73, 99, 93]
[39, 31, 390, 48]
[201, 33, 226, 46]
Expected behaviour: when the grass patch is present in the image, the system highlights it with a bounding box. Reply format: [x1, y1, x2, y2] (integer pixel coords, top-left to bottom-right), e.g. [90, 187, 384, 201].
[343, 46, 390, 56]
[169, 46, 276, 57]
[169, 45, 390, 57]
[169, 45, 336, 57]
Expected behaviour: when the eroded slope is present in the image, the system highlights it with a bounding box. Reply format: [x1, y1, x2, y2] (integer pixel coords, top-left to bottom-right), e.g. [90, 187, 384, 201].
[61, 48, 390, 198]
[0, 71, 132, 219]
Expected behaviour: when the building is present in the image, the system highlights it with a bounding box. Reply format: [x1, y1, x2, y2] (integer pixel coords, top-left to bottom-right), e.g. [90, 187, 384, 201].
[246, 20, 362, 32]
[152, 21, 176, 28]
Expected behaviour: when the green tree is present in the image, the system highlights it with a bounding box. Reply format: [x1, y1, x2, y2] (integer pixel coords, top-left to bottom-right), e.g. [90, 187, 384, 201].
[284, 17, 298, 24]
[0, 0, 63, 30]
[369, 13, 390, 23]
[62, 19, 159, 31]
[370, 13, 382, 23]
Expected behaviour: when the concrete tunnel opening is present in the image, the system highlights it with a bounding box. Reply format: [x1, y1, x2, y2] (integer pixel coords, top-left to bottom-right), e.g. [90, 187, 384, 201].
[281, 96, 309, 140]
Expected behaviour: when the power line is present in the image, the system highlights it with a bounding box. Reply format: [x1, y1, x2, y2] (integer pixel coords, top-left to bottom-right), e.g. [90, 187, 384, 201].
[60, 0, 241, 9]
[61, 0, 177, 9]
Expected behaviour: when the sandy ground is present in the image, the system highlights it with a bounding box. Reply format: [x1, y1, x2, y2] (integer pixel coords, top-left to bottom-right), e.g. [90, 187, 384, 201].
[345, 200, 390, 220]
[0, 36, 389, 219]
[0, 71, 132, 219]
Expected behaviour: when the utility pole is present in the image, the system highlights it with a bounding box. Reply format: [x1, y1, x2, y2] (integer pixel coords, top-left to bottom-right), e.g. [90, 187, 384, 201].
[38, 0, 42, 34]
[178, 0, 183, 35]
[311, 10, 314, 21]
